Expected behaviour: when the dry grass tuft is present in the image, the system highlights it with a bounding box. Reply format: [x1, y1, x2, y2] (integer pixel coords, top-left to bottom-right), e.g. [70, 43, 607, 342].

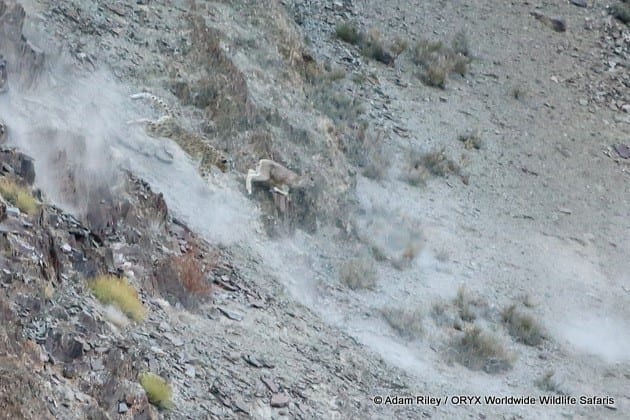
[454, 286, 477, 322]
[89, 275, 147, 322]
[536, 370, 564, 394]
[451, 325, 513, 373]
[419, 149, 460, 177]
[335, 22, 395, 65]
[404, 149, 460, 186]
[390, 36, 409, 56]
[311, 85, 364, 124]
[511, 86, 525, 100]
[451, 30, 470, 57]
[140, 372, 173, 410]
[458, 129, 483, 150]
[502, 304, 545, 346]
[335, 22, 363, 45]
[382, 307, 424, 339]
[0, 177, 39, 215]
[412, 39, 470, 88]
[340, 254, 377, 290]
[350, 125, 389, 180]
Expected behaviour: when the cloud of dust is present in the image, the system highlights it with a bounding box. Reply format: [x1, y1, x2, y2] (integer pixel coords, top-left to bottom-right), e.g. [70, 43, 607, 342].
[558, 314, 630, 363]
[0, 28, 258, 246]
[0, 40, 125, 215]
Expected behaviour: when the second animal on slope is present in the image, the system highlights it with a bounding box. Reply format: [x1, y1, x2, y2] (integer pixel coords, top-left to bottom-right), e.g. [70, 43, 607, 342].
[128, 92, 231, 173]
[246, 159, 314, 197]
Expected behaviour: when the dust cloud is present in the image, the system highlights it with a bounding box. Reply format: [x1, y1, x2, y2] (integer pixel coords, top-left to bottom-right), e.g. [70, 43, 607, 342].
[0, 33, 257, 246]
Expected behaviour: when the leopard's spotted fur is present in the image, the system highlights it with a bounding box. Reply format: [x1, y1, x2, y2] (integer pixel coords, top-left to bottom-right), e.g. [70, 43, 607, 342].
[129, 92, 230, 174]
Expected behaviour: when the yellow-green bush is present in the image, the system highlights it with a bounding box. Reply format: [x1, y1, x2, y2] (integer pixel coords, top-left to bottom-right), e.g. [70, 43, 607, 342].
[89, 275, 147, 322]
[0, 178, 39, 215]
[140, 372, 173, 410]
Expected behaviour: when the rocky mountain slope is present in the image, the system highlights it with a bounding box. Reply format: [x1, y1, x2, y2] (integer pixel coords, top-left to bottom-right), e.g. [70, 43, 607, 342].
[0, 0, 628, 419]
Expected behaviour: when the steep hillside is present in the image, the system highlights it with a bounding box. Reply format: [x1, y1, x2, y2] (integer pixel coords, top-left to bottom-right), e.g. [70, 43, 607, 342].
[0, 0, 628, 418]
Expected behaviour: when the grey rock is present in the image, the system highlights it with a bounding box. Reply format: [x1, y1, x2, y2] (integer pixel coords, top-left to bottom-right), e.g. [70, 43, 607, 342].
[118, 401, 129, 413]
[185, 365, 196, 378]
[261, 375, 279, 393]
[570, 0, 587, 7]
[90, 358, 104, 371]
[218, 307, 244, 321]
[6, 206, 20, 217]
[270, 393, 290, 408]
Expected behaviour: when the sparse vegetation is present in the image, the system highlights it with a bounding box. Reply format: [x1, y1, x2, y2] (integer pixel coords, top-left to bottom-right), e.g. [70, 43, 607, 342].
[340, 254, 377, 290]
[511, 86, 525, 100]
[311, 85, 364, 124]
[361, 41, 393, 64]
[536, 370, 564, 394]
[89, 275, 147, 322]
[420, 149, 460, 177]
[335, 22, 363, 45]
[335, 22, 395, 65]
[382, 307, 424, 339]
[404, 149, 460, 186]
[403, 156, 430, 187]
[390, 36, 409, 56]
[411, 39, 470, 88]
[458, 130, 483, 150]
[172, 252, 213, 298]
[431, 301, 453, 327]
[454, 286, 476, 322]
[451, 31, 470, 57]
[140, 372, 173, 410]
[611, 3, 630, 24]
[502, 304, 545, 346]
[391, 241, 422, 270]
[352, 126, 389, 181]
[451, 325, 513, 373]
[0, 177, 39, 215]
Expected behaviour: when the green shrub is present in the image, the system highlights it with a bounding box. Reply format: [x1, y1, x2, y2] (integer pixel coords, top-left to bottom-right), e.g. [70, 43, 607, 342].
[382, 307, 424, 339]
[336, 22, 363, 45]
[340, 255, 377, 290]
[0, 178, 39, 215]
[502, 305, 545, 346]
[89, 276, 147, 322]
[451, 326, 513, 373]
[140, 372, 173, 409]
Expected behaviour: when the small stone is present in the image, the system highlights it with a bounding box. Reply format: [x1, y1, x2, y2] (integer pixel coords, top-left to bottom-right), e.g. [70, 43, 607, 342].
[243, 354, 264, 368]
[91, 358, 104, 371]
[61, 243, 72, 253]
[185, 365, 196, 378]
[579, 99, 588, 106]
[270, 393, 290, 408]
[261, 375, 279, 393]
[166, 334, 184, 347]
[62, 364, 78, 379]
[6, 207, 20, 217]
[233, 398, 249, 413]
[570, 0, 587, 7]
[218, 307, 244, 321]
[118, 402, 129, 414]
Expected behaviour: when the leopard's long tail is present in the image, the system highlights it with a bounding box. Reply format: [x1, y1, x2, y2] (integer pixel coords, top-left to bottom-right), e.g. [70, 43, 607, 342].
[130, 92, 173, 116]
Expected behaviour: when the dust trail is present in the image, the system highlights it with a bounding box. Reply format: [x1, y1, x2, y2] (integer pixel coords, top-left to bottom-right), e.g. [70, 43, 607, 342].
[0, 35, 257, 245]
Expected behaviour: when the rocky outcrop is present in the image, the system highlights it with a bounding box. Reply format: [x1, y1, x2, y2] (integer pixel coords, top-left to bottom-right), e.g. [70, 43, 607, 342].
[0, 0, 45, 89]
